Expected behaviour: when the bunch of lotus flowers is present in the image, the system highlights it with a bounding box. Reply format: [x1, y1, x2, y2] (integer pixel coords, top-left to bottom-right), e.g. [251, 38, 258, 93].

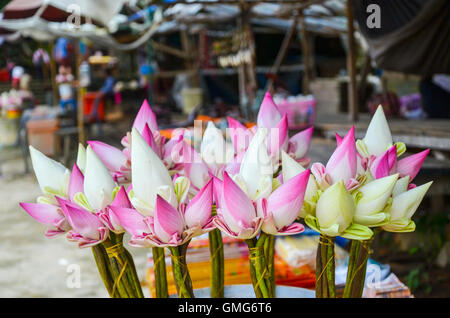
[20, 93, 431, 298]
[296, 105, 432, 298]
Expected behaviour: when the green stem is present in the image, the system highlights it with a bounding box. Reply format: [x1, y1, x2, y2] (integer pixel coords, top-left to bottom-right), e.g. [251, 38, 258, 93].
[246, 237, 263, 298]
[344, 234, 376, 298]
[315, 235, 335, 298]
[343, 239, 360, 298]
[92, 244, 118, 297]
[326, 237, 336, 298]
[169, 242, 194, 298]
[263, 234, 276, 297]
[246, 235, 271, 298]
[209, 228, 224, 298]
[152, 247, 169, 298]
[104, 233, 144, 298]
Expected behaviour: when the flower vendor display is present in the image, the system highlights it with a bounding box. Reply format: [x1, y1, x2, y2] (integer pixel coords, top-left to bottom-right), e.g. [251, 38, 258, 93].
[20, 93, 431, 298]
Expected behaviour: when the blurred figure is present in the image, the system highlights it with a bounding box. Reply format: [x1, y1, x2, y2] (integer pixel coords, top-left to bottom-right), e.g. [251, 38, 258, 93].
[89, 67, 115, 122]
[11, 64, 24, 89]
[56, 65, 76, 113]
[420, 74, 450, 118]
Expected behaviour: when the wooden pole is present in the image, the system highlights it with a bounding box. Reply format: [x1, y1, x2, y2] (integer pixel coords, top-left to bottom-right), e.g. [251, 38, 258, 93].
[48, 42, 59, 106]
[75, 40, 85, 144]
[346, 0, 358, 122]
[242, 3, 257, 119]
[358, 53, 371, 108]
[299, 10, 311, 94]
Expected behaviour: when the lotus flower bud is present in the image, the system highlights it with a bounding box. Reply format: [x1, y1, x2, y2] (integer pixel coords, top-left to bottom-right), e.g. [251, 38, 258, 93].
[362, 106, 393, 157]
[76, 143, 86, 174]
[84, 146, 116, 211]
[131, 128, 177, 215]
[354, 174, 398, 226]
[315, 181, 355, 237]
[29, 145, 70, 198]
[281, 151, 318, 203]
[392, 175, 410, 197]
[386, 181, 433, 229]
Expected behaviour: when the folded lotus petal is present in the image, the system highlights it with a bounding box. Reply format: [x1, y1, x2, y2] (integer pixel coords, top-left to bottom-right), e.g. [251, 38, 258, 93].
[20, 202, 68, 230]
[184, 179, 213, 229]
[281, 151, 318, 201]
[288, 126, 313, 159]
[340, 130, 368, 176]
[396, 149, 430, 181]
[212, 176, 224, 209]
[266, 170, 310, 230]
[311, 162, 331, 190]
[84, 146, 116, 211]
[154, 195, 184, 243]
[257, 91, 282, 129]
[354, 212, 390, 227]
[221, 172, 257, 233]
[57, 197, 106, 241]
[370, 150, 390, 179]
[275, 222, 305, 236]
[109, 206, 149, 236]
[345, 178, 360, 191]
[363, 106, 393, 156]
[87, 140, 128, 174]
[388, 181, 433, 221]
[163, 133, 184, 167]
[67, 228, 109, 248]
[142, 124, 162, 158]
[173, 175, 190, 204]
[326, 126, 356, 183]
[213, 215, 262, 239]
[133, 99, 158, 132]
[356, 174, 398, 216]
[267, 114, 288, 157]
[239, 128, 273, 199]
[29, 145, 70, 197]
[45, 228, 67, 238]
[76, 143, 86, 174]
[131, 128, 175, 214]
[227, 117, 253, 153]
[176, 141, 210, 190]
[392, 175, 410, 197]
[111, 186, 132, 208]
[224, 151, 244, 176]
[386, 145, 398, 170]
[128, 235, 159, 248]
[68, 164, 84, 202]
[335, 133, 343, 146]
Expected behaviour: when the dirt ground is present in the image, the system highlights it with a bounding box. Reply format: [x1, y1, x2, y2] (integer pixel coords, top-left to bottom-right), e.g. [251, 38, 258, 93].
[0, 148, 149, 297]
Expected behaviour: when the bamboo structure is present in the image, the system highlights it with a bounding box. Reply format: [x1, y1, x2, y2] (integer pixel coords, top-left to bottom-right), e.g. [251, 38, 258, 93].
[346, 0, 358, 122]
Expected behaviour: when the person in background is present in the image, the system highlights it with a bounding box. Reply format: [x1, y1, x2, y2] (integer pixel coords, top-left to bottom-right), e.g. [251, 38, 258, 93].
[11, 64, 24, 89]
[88, 67, 115, 122]
[420, 74, 450, 119]
[56, 65, 76, 113]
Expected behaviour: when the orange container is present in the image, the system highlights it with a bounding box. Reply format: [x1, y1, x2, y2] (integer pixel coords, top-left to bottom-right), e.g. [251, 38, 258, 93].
[83, 92, 105, 120]
[26, 119, 59, 157]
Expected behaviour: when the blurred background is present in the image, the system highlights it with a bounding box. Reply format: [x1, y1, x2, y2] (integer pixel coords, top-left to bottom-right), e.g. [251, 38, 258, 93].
[0, 0, 449, 298]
